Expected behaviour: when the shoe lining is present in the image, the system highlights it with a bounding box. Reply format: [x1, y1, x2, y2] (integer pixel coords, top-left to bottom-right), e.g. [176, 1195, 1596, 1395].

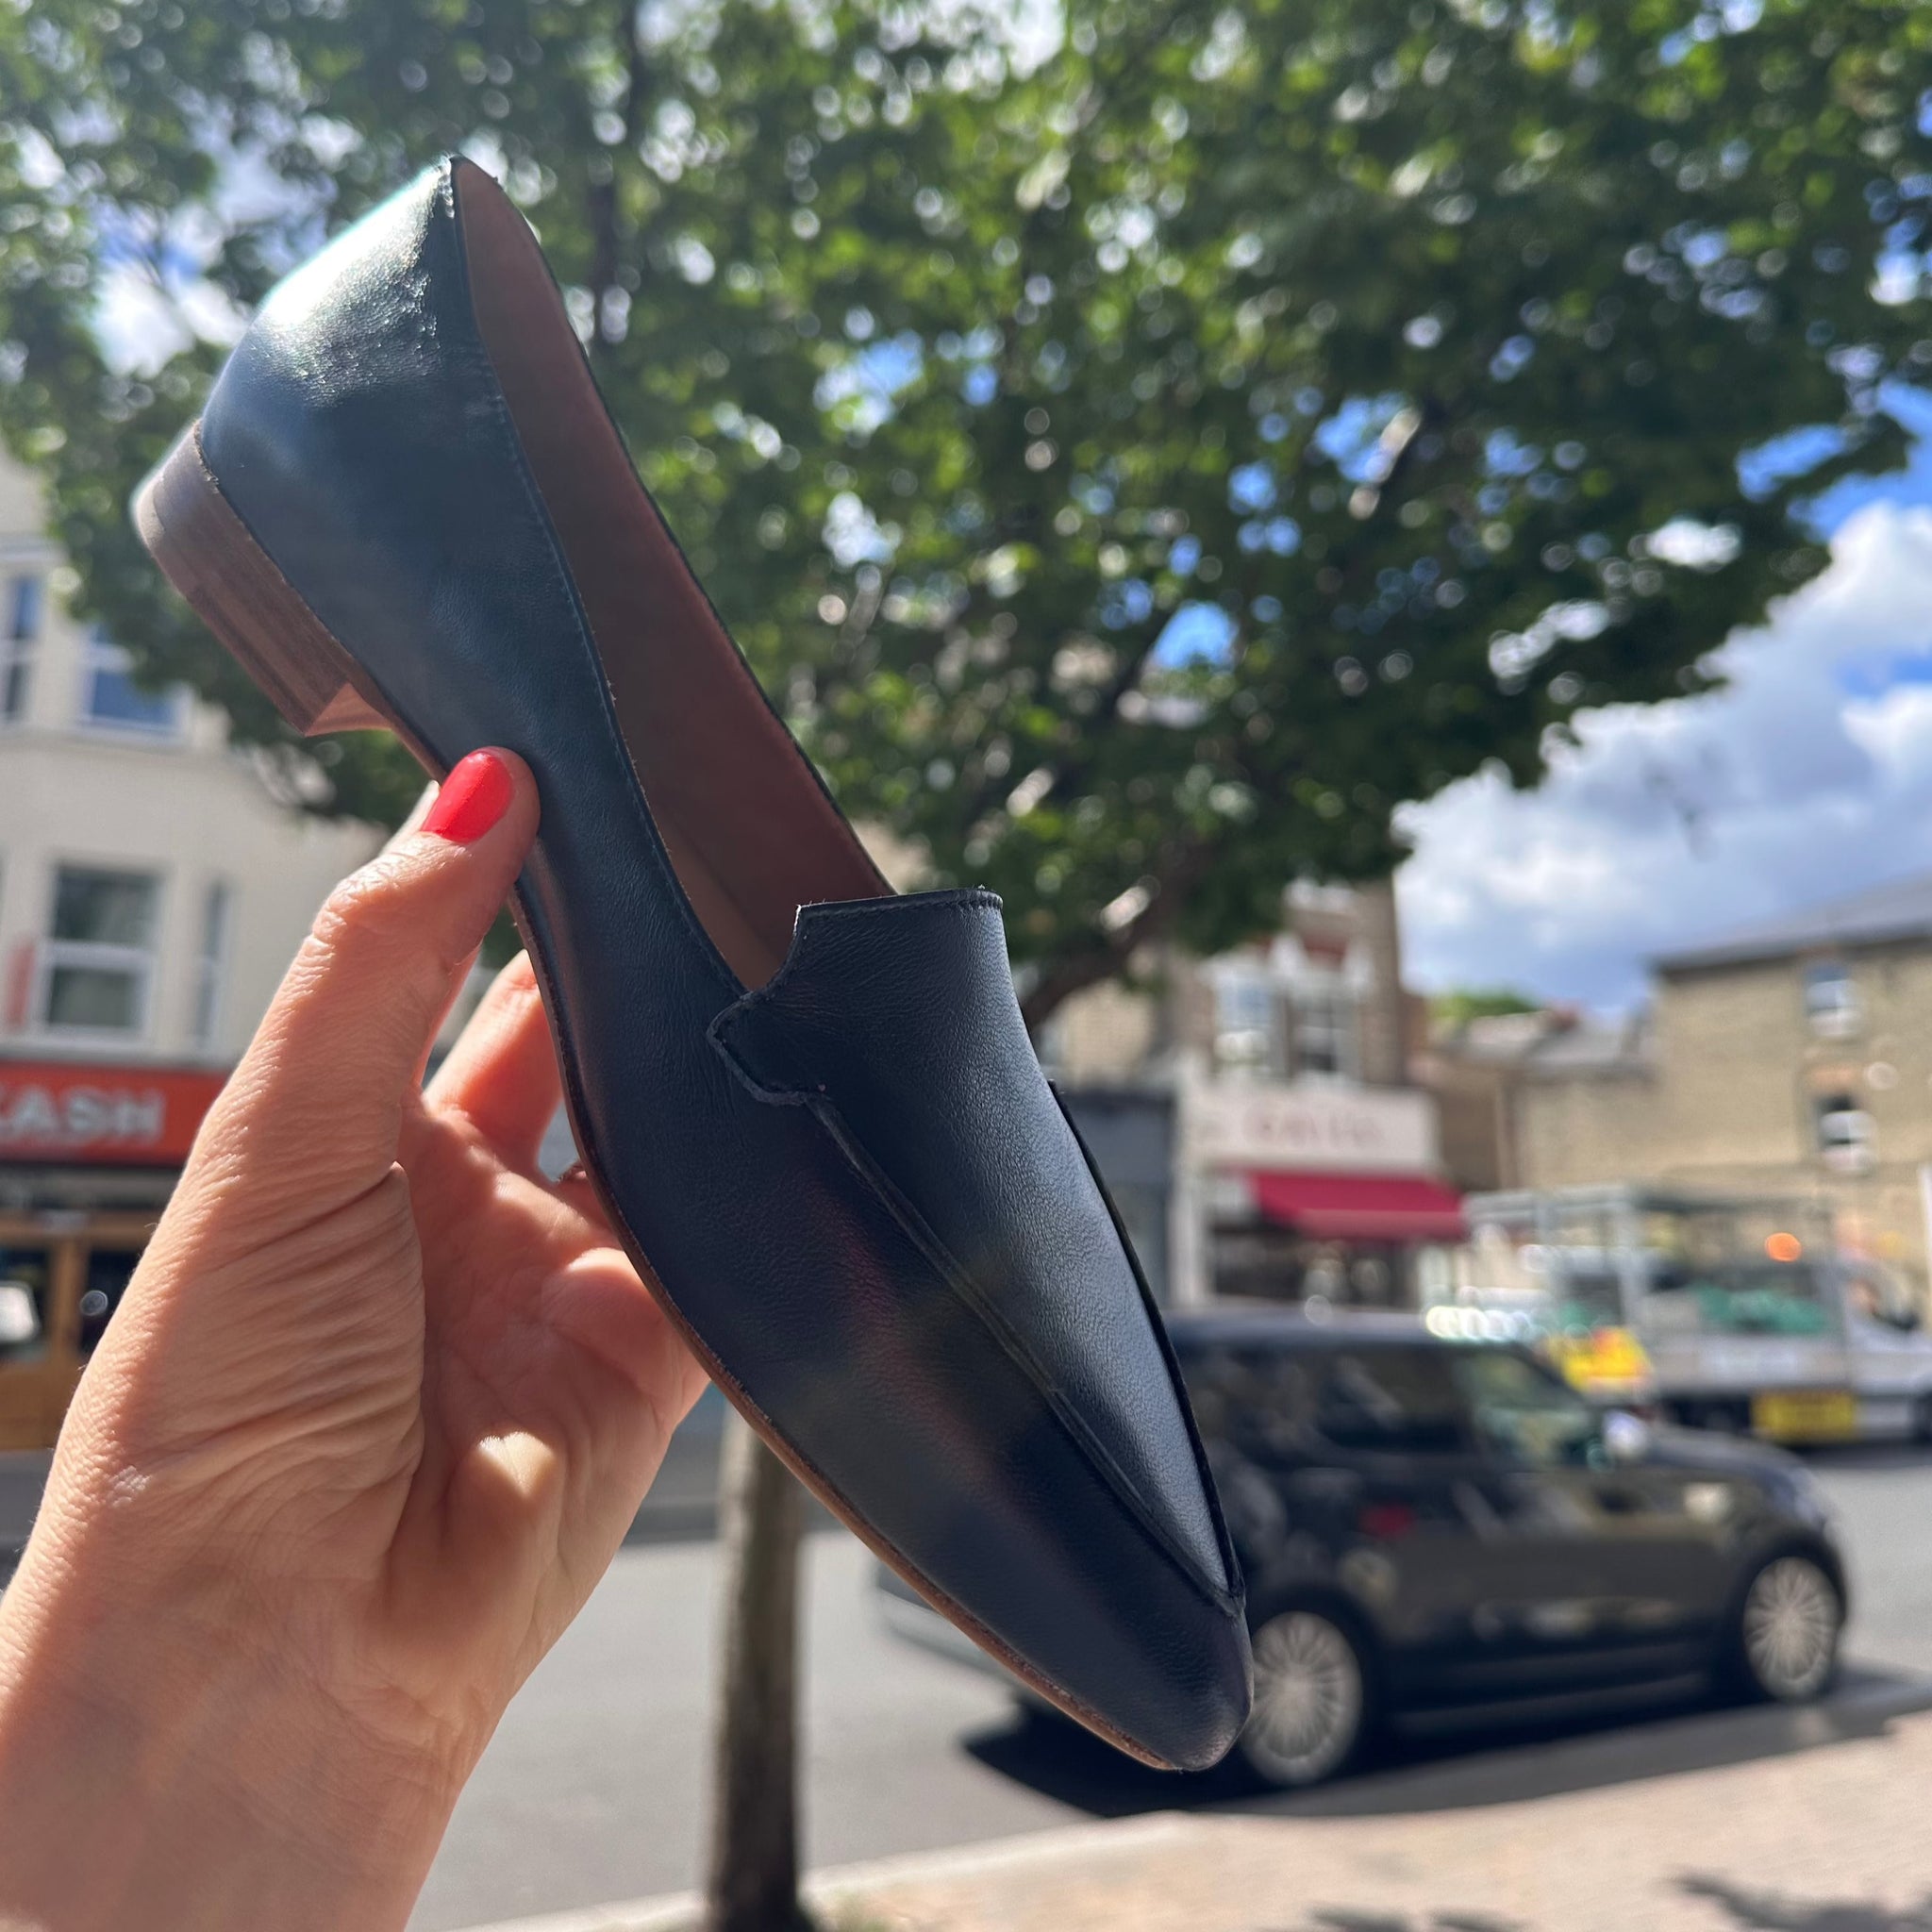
[453, 165, 889, 991]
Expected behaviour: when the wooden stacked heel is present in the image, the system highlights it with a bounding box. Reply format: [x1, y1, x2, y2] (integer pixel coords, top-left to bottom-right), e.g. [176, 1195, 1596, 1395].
[134, 426, 388, 738]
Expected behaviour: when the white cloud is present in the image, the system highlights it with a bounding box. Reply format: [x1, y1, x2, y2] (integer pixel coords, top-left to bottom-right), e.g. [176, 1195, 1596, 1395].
[90, 145, 316, 376]
[1397, 502, 1932, 1008]
[92, 266, 250, 375]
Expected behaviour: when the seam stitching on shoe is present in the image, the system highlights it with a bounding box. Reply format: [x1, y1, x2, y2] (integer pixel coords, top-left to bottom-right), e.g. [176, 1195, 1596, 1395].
[1055, 1081, 1245, 1606]
[801, 1091, 1244, 1616]
[707, 909, 1241, 1615]
[444, 157, 744, 1007]
[713, 890, 1003, 1063]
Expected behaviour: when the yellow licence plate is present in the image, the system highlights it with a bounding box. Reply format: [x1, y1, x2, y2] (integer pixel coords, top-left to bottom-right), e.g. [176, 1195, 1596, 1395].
[1752, 1391, 1859, 1442]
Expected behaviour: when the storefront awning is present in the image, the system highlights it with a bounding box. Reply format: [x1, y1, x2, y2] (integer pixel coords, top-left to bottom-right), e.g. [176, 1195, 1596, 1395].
[1247, 1170, 1465, 1242]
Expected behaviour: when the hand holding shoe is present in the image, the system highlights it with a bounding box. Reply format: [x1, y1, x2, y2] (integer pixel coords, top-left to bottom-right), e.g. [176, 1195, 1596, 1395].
[0, 749, 706, 1932]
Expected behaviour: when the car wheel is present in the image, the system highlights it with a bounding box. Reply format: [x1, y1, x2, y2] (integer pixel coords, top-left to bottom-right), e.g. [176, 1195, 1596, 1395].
[1733, 1553, 1841, 1703]
[1237, 1605, 1372, 1789]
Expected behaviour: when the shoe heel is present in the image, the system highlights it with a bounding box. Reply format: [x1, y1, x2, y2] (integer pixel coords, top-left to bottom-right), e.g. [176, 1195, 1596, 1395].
[134, 425, 387, 737]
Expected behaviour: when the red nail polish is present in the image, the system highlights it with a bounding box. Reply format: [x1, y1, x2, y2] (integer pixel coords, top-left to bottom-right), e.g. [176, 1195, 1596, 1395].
[423, 750, 515, 843]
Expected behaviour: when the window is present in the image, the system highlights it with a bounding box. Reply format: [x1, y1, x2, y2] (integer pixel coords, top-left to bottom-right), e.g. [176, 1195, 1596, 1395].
[78, 1248, 142, 1357]
[80, 629, 185, 738]
[1815, 1091, 1874, 1176]
[190, 879, 233, 1051]
[2, 573, 41, 724]
[1844, 1265, 1921, 1333]
[0, 1244, 52, 1363]
[1650, 1258, 1836, 1338]
[1313, 1346, 1467, 1455]
[1803, 959, 1859, 1040]
[38, 866, 160, 1036]
[1292, 983, 1357, 1078]
[1453, 1347, 1598, 1469]
[1213, 967, 1275, 1073]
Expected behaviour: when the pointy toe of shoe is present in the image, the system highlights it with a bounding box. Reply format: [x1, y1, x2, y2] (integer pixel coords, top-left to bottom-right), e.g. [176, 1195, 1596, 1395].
[133, 155, 1251, 1769]
[709, 888, 1252, 1766]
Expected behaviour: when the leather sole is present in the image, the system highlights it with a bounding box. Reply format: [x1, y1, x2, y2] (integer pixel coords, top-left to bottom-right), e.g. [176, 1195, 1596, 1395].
[136, 420, 1186, 1771]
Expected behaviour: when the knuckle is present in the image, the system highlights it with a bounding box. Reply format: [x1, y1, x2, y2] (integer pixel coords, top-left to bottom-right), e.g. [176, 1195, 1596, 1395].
[302, 847, 468, 1005]
[310, 850, 421, 958]
[286, 1163, 419, 1274]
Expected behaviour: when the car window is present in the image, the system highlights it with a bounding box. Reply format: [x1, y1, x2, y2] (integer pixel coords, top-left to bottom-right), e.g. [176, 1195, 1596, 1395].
[1311, 1346, 1467, 1456]
[1175, 1343, 1319, 1462]
[1453, 1347, 1599, 1469]
[1844, 1266, 1920, 1332]
[1647, 1259, 1835, 1338]
[1545, 1265, 1624, 1330]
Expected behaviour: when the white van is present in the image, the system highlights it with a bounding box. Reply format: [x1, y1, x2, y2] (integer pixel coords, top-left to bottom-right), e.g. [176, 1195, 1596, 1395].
[1461, 1186, 1932, 1443]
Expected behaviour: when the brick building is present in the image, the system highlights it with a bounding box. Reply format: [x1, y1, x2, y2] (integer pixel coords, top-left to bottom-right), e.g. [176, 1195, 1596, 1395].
[1421, 1007, 1649, 1194]
[1430, 873, 1932, 1293]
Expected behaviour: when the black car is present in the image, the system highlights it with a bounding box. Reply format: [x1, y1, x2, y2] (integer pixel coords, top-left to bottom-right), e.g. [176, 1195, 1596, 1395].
[878, 1307, 1847, 1788]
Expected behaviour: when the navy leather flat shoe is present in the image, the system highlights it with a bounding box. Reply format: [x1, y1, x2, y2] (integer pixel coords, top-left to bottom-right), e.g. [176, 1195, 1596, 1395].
[134, 156, 1249, 1769]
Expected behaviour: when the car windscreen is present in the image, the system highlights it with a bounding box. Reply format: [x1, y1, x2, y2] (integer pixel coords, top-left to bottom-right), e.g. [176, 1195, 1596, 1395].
[1450, 1345, 1599, 1468]
[1177, 1338, 1468, 1457]
[1540, 1265, 1625, 1332]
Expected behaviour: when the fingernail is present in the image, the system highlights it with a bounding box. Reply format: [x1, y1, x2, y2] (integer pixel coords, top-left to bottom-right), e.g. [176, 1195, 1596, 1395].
[423, 750, 515, 843]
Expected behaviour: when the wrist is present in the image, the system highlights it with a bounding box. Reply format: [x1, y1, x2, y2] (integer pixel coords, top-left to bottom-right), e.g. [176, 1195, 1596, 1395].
[0, 1539, 463, 1932]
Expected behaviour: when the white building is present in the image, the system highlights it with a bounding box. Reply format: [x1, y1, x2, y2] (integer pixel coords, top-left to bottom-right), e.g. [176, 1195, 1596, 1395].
[0, 449, 377, 1081]
[0, 445, 378, 1445]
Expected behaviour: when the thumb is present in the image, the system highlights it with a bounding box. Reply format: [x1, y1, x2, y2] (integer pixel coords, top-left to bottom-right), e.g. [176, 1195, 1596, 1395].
[197, 747, 540, 1202]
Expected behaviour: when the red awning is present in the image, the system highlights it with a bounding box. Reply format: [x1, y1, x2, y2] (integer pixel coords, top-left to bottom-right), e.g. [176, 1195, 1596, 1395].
[1247, 1170, 1465, 1243]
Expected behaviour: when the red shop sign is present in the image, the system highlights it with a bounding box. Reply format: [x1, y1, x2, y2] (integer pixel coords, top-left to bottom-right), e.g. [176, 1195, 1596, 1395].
[0, 1059, 227, 1166]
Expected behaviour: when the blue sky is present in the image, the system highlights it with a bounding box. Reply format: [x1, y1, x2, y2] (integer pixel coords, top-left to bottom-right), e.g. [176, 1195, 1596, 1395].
[1398, 399, 1932, 1009]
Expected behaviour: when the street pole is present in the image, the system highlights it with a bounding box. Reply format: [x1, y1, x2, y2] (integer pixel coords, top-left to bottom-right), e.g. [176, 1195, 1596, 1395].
[703, 1411, 811, 1932]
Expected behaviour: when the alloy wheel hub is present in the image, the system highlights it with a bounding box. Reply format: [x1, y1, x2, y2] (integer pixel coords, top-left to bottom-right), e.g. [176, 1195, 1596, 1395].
[1742, 1557, 1838, 1699]
[1244, 1611, 1363, 1783]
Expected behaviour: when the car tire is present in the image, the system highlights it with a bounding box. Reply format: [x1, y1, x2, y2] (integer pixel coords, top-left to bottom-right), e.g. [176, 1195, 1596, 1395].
[1236, 1600, 1376, 1790]
[1726, 1551, 1842, 1704]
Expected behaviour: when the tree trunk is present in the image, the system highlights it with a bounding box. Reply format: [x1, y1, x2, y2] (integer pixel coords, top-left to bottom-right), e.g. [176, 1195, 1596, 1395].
[704, 1411, 811, 1932]
[1019, 946, 1128, 1037]
[1018, 839, 1221, 1037]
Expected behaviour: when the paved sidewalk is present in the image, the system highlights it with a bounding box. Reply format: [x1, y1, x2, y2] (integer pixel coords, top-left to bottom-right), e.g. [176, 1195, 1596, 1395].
[461, 1684, 1932, 1932]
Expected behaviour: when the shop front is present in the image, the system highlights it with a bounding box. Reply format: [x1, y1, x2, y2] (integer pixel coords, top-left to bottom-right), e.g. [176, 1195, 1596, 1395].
[1177, 1077, 1463, 1308]
[0, 1058, 225, 1449]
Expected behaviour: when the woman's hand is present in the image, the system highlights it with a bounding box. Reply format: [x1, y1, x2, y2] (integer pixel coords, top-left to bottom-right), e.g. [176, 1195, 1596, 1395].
[0, 748, 707, 1932]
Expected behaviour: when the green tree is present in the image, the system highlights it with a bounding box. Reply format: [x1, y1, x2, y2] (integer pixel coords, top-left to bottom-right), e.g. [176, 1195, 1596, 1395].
[5, 0, 1929, 1024]
[5, 5, 1931, 1924]
[1430, 986, 1541, 1031]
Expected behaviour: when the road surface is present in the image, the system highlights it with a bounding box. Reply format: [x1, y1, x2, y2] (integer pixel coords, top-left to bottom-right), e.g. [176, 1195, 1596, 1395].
[409, 1440, 1932, 1931]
